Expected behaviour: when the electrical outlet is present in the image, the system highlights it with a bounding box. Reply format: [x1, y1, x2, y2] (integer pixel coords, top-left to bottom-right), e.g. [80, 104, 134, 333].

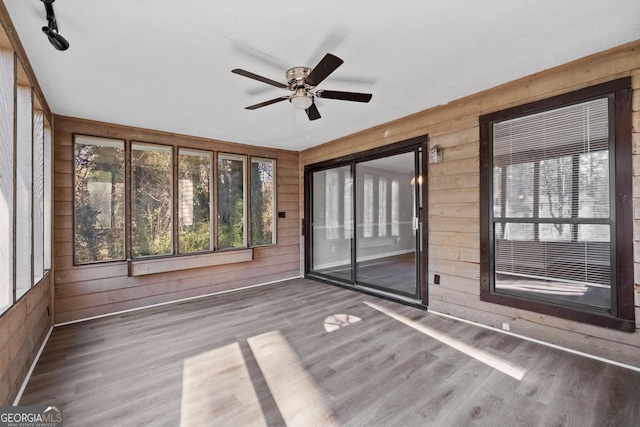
[434, 274, 440, 285]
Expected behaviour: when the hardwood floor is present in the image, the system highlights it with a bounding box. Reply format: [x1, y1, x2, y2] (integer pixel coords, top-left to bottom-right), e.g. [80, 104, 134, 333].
[20, 278, 640, 426]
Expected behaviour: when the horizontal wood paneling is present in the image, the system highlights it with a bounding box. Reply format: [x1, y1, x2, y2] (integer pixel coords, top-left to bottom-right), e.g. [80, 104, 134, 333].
[53, 117, 301, 323]
[54, 253, 299, 300]
[130, 249, 253, 276]
[301, 40, 640, 366]
[54, 269, 298, 325]
[429, 285, 640, 360]
[0, 275, 52, 405]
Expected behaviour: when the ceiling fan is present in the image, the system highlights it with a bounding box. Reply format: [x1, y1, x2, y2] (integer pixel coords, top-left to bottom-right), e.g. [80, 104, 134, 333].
[232, 53, 372, 121]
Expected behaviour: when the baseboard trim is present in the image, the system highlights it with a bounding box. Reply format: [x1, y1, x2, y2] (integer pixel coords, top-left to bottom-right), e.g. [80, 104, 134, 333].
[55, 276, 302, 327]
[13, 325, 53, 406]
[427, 308, 640, 373]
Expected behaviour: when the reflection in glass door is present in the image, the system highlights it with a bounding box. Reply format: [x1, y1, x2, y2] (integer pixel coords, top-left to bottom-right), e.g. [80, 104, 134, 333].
[355, 152, 418, 297]
[308, 148, 422, 300]
[311, 165, 353, 282]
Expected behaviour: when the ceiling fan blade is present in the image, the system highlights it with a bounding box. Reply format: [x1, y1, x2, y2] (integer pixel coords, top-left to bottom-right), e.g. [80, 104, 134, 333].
[305, 53, 344, 87]
[232, 69, 288, 89]
[306, 102, 321, 121]
[245, 96, 289, 110]
[316, 90, 372, 103]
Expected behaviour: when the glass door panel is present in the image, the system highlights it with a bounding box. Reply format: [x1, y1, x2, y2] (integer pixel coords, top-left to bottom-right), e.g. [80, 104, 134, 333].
[355, 152, 418, 297]
[311, 166, 353, 282]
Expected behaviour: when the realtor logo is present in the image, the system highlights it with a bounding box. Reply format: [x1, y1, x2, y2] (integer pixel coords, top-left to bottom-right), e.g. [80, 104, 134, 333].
[0, 405, 63, 427]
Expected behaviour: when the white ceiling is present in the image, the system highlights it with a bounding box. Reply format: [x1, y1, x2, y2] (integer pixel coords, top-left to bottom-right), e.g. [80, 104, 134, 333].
[4, 1, 640, 151]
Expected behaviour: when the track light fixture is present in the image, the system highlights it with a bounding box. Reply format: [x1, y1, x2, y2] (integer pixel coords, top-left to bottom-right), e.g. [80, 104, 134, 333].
[41, 0, 69, 51]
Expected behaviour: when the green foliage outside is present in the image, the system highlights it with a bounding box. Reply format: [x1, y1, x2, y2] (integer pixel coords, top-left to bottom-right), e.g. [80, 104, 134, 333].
[217, 157, 245, 249]
[74, 143, 125, 263]
[131, 147, 173, 257]
[76, 145, 276, 261]
[179, 152, 211, 253]
[251, 160, 274, 246]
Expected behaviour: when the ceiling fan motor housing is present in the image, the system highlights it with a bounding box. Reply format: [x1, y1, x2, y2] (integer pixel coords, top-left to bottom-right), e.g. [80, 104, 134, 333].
[286, 67, 312, 88]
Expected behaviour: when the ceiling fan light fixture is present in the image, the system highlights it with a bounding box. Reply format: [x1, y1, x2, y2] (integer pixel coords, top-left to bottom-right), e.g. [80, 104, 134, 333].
[290, 89, 313, 110]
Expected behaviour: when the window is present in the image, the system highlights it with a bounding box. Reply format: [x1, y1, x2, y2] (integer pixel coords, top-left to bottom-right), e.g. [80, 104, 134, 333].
[250, 158, 276, 246]
[74, 141, 276, 262]
[0, 46, 54, 315]
[16, 85, 32, 299]
[44, 120, 52, 271]
[363, 174, 374, 238]
[179, 148, 212, 253]
[217, 154, 246, 249]
[0, 48, 14, 315]
[391, 179, 400, 236]
[132, 143, 173, 257]
[480, 78, 634, 330]
[344, 174, 353, 239]
[74, 136, 126, 263]
[378, 177, 387, 237]
[325, 169, 340, 240]
[33, 109, 45, 283]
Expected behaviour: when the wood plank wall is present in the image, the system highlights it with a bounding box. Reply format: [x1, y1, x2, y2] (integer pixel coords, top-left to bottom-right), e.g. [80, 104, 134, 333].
[53, 117, 301, 324]
[0, 276, 52, 405]
[300, 40, 640, 366]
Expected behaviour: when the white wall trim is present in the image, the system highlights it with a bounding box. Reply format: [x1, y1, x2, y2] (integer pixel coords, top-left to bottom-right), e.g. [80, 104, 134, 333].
[55, 275, 302, 327]
[427, 308, 640, 373]
[13, 326, 53, 406]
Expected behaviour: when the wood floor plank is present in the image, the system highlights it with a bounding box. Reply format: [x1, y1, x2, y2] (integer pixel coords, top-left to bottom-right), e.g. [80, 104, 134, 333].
[18, 278, 640, 426]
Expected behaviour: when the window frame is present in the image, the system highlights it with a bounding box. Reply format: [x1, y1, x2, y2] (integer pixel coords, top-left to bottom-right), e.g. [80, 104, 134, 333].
[73, 135, 127, 265]
[73, 138, 278, 265]
[479, 78, 634, 331]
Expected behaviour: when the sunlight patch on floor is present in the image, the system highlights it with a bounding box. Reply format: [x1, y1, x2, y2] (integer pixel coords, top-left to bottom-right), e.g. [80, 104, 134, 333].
[364, 301, 527, 381]
[248, 331, 339, 426]
[180, 342, 267, 427]
[324, 314, 362, 332]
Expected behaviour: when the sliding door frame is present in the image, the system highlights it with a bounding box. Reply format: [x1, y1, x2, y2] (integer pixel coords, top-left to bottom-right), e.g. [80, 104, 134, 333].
[304, 135, 429, 306]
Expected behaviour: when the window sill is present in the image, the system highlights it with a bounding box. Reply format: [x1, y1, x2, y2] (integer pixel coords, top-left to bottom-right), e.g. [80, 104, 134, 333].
[128, 248, 253, 276]
[480, 291, 635, 332]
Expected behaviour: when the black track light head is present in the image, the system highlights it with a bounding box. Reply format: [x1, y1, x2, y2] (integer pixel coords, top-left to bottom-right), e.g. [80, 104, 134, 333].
[40, 0, 69, 51]
[42, 26, 69, 51]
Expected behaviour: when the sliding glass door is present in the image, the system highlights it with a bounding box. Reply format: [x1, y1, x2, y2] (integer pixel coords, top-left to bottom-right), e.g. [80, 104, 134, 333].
[308, 146, 423, 300]
[355, 152, 419, 296]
